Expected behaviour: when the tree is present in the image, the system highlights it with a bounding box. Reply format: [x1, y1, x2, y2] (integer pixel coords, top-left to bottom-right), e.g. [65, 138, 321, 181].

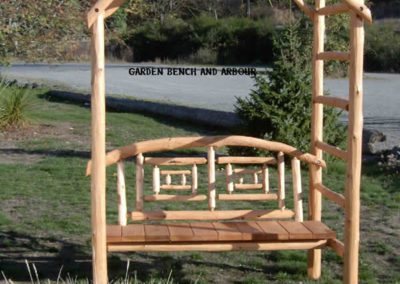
[234, 18, 345, 153]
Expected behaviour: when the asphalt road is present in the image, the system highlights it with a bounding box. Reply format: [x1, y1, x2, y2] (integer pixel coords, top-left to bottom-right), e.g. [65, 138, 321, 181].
[1, 63, 399, 150]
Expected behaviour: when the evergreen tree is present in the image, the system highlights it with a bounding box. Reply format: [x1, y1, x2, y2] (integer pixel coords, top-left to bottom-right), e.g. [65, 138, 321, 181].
[234, 19, 345, 153]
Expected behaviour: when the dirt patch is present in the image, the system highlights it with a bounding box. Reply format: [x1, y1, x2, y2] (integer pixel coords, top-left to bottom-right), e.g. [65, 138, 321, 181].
[0, 123, 90, 164]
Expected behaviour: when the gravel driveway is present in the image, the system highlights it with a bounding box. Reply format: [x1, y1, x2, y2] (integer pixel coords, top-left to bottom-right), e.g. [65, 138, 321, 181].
[1, 63, 398, 150]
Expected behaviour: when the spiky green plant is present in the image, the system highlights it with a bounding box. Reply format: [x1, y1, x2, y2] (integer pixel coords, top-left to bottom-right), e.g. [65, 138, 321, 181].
[0, 81, 36, 129]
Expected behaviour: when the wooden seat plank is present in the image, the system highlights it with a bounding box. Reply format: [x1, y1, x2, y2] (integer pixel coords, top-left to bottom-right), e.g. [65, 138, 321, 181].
[278, 221, 313, 240]
[235, 221, 265, 241]
[107, 221, 335, 243]
[213, 222, 243, 241]
[302, 221, 336, 239]
[167, 223, 194, 241]
[122, 224, 145, 242]
[107, 225, 122, 242]
[190, 222, 218, 241]
[255, 221, 289, 240]
[144, 224, 170, 242]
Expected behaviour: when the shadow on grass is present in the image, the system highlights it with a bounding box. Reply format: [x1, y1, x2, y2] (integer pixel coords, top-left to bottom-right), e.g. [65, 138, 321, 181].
[0, 148, 91, 159]
[40, 92, 234, 137]
[0, 230, 306, 282]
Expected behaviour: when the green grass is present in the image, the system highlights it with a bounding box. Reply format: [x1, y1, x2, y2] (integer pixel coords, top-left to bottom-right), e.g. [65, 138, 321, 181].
[0, 87, 399, 283]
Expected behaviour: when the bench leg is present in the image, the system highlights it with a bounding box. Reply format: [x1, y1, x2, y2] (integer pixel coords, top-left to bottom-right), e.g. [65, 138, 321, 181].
[307, 249, 321, 279]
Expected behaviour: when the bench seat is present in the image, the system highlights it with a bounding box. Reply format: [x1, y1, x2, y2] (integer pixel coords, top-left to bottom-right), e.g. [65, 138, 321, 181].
[107, 221, 335, 252]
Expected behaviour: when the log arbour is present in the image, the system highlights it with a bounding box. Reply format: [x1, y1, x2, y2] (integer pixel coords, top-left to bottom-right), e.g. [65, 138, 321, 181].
[87, 0, 371, 282]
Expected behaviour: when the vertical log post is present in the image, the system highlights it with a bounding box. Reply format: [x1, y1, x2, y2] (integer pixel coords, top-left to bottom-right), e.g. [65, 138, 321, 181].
[192, 164, 198, 195]
[253, 172, 258, 184]
[226, 163, 234, 194]
[153, 166, 160, 195]
[136, 153, 144, 211]
[117, 162, 127, 226]
[344, 11, 364, 284]
[181, 174, 187, 185]
[308, 0, 325, 279]
[291, 158, 303, 222]
[208, 147, 216, 211]
[262, 164, 269, 193]
[277, 152, 285, 210]
[90, 11, 108, 284]
[166, 174, 171, 185]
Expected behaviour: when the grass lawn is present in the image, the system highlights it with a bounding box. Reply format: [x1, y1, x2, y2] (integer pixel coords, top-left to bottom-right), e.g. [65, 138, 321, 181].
[0, 87, 399, 283]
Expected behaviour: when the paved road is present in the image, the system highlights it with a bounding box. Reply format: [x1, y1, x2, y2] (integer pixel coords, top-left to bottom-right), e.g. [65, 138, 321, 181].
[1, 63, 399, 150]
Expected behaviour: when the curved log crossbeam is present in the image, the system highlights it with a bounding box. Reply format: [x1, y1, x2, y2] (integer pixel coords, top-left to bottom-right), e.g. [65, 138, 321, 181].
[88, 0, 126, 28]
[342, 0, 372, 24]
[86, 135, 326, 175]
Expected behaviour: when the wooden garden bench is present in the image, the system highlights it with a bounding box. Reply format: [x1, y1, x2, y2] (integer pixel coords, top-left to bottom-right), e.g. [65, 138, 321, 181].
[87, 136, 336, 253]
[87, 0, 371, 282]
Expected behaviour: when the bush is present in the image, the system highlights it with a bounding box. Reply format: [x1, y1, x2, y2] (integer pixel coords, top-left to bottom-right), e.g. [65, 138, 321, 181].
[234, 20, 345, 153]
[365, 22, 400, 72]
[126, 16, 201, 62]
[126, 15, 275, 65]
[0, 82, 36, 129]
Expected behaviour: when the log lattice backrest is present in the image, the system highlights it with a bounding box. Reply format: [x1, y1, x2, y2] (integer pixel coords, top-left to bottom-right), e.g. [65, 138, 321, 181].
[101, 136, 321, 224]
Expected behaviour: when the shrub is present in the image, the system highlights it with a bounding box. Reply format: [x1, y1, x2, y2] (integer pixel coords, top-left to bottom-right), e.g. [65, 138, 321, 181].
[0, 82, 36, 129]
[234, 19, 345, 153]
[126, 16, 201, 62]
[365, 22, 400, 73]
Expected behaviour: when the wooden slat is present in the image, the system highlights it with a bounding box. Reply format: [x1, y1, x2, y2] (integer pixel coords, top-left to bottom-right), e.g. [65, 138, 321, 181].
[190, 222, 218, 241]
[160, 185, 192, 190]
[144, 224, 170, 242]
[213, 222, 243, 241]
[136, 153, 144, 211]
[314, 96, 349, 111]
[107, 225, 122, 242]
[234, 184, 263, 190]
[317, 51, 350, 61]
[226, 163, 234, 193]
[315, 140, 347, 161]
[130, 209, 295, 221]
[291, 158, 303, 222]
[317, 3, 349, 15]
[143, 194, 207, 202]
[167, 223, 194, 241]
[279, 221, 313, 240]
[160, 170, 191, 175]
[302, 221, 336, 239]
[145, 157, 207, 165]
[315, 183, 345, 208]
[235, 222, 265, 241]
[233, 169, 262, 174]
[121, 224, 145, 242]
[192, 164, 198, 194]
[116, 162, 127, 226]
[277, 152, 285, 209]
[256, 221, 289, 240]
[153, 166, 160, 194]
[218, 193, 278, 201]
[217, 156, 276, 165]
[262, 165, 269, 193]
[328, 238, 344, 258]
[208, 147, 216, 211]
[108, 240, 328, 252]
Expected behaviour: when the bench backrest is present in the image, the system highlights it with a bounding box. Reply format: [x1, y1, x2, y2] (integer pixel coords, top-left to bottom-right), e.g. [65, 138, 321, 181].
[86, 136, 325, 225]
